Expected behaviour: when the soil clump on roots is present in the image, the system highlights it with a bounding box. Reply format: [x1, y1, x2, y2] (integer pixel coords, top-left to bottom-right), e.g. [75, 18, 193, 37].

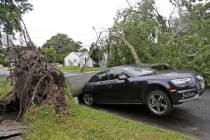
[0, 46, 67, 120]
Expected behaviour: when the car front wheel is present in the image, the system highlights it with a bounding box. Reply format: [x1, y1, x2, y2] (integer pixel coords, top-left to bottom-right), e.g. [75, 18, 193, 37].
[146, 90, 172, 116]
[82, 93, 94, 106]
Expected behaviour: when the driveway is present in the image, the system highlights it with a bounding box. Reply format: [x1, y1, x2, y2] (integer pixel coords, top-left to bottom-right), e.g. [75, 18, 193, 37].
[92, 89, 210, 140]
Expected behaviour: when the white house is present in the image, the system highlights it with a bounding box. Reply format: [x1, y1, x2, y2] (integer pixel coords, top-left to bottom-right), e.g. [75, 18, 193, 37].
[64, 51, 93, 67]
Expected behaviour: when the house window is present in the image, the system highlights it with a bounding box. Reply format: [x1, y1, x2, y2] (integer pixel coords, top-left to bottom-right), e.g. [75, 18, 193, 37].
[74, 59, 77, 62]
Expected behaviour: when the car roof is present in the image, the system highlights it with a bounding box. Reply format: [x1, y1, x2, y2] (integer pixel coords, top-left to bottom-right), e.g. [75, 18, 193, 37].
[111, 64, 152, 69]
[97, 64, 173, 75]
[96, 64, 152, 74]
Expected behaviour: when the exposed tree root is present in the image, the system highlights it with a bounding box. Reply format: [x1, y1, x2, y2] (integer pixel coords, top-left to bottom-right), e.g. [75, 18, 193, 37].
[0, 46, 67, 120]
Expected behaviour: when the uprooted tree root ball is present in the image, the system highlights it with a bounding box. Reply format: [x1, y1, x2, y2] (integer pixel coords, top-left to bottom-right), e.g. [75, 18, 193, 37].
[0, 46, 68, 120]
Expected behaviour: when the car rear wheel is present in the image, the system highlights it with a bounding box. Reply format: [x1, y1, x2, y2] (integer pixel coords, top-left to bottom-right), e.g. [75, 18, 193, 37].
[146, 90, 172, 116]
[82, 93, 94, 106]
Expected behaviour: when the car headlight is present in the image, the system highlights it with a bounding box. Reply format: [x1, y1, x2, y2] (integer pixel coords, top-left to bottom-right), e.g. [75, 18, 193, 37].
[171, 78, 192, 85]
[197, 75, 204, 80]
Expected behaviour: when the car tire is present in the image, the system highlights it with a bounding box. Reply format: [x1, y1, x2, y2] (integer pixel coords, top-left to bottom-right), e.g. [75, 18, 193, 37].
[82, 92, 94, 106]
[146, 90, 172, 116]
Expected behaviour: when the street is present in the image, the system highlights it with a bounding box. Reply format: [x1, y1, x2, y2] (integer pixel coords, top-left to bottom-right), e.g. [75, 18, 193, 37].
[0, 70, 9, 77]
[92, 89, 210, 140]
[0, 70, 81, 77]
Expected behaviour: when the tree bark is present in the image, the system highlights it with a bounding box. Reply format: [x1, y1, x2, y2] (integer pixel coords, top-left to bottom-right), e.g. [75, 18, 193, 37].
[120, 34, 141, 64]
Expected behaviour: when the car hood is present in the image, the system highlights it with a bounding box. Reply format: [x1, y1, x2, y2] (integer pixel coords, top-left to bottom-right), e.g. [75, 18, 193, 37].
[136, 70, 198, 80]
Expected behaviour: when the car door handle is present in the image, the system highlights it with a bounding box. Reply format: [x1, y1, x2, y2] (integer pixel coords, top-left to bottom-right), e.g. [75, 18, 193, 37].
[108, 85, 113, 88]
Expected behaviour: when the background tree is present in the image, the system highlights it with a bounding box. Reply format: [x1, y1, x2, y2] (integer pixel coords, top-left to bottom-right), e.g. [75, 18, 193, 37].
[0, 0, 33, 35]
[90, 43, 104, 67]
[0, 0, 33, 66]
[42, 33, 82, 64]
[42, 47, 56, 63]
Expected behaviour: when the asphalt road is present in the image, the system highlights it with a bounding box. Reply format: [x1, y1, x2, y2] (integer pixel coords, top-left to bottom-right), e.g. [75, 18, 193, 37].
[0, 69, 80, 78]
[0, 70, 9, 77]
[91, 89, 210, 140]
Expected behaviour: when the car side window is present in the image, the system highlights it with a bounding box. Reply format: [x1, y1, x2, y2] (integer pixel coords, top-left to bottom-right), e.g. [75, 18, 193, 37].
[90, 75, 100, 82]
[107, 71, 117, 80]
[98, 73, 107, 81]
[90, 70, 108, 82]
[107, 69, 128, 80]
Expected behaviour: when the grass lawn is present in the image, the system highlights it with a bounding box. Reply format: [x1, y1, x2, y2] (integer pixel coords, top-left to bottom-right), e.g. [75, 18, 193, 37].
[24, 103, 195, 140]
[0, 78, 196, 140]
[60, 66, 102, 72]
[0, 78, 12, 98]
[24, 95, 196, 140]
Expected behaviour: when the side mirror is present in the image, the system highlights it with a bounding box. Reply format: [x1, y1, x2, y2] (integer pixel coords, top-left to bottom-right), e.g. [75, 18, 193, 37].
[118, 75, 128, 81]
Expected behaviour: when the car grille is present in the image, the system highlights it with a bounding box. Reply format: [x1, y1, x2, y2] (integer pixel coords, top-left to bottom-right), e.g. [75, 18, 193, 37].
[194, 77, 200, 83]
[194, 76, 205, 91]
[182, 91, 196, 99]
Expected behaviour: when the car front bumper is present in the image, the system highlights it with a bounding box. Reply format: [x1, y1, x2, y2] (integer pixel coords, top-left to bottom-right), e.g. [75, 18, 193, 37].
[171, 88, 205, 105]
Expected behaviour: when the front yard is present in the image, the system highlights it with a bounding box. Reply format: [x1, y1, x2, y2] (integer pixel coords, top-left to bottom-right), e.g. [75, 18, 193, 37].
[24, 104, 195, 140]
[60, 66, 102, 72]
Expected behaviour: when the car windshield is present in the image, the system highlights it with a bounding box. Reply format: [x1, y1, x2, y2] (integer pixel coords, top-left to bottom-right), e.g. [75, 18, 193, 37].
[122, 67, 155, 77]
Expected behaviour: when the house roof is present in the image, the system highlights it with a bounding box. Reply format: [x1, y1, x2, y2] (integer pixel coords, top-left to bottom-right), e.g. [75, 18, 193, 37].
[74, 52, 82, 56]
[65, 51, 89, 59]
[71, 51, 89, 57]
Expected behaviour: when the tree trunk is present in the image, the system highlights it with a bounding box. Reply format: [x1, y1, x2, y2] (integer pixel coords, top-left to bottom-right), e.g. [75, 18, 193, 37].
[80, 48, 94, 72]
[120, 34, 141, 64]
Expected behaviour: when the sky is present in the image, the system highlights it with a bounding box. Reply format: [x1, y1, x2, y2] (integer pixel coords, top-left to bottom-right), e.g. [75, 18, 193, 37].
[23, 0, 174, 47]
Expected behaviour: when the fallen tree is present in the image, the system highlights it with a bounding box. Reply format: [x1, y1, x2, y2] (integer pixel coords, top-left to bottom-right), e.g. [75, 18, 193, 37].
[0, 0, 67, 122]
[66, 72, 97, 97]
[0, 46, 67, 120]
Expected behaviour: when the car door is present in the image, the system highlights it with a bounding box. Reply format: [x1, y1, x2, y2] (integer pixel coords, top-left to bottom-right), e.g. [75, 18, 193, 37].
[105, 69, 137, 103]
[90, 71, 112, 103]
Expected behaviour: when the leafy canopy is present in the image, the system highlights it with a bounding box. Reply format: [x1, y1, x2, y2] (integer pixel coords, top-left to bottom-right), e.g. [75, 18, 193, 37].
[42, 33, 82, 63]
[0, 0, 33, 34]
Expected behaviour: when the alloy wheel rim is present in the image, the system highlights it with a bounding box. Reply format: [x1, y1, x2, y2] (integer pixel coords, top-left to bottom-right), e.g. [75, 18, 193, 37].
[148, 94, 168, 115]
[83, 93, 93, 105]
